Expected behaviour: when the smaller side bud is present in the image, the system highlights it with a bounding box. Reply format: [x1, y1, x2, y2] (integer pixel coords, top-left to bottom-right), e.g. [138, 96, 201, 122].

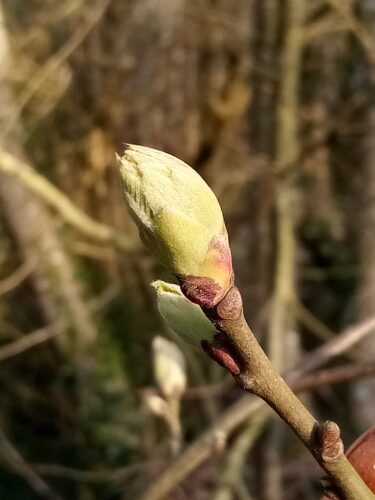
[319, 421, 341, 450]
[152, 280, 216, 347]
[321, 487, 340, 500]
[201, 335, 241, 375]
[142, 389, 171, 419]
[152, 336, 186, 399]
[317, 421, 344, 464]
[321, 441, 344, 463]
[216, 287, 243, 320]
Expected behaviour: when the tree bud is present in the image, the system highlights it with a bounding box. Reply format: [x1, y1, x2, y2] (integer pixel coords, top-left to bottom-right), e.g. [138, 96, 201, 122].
[118, 145, 233, 306]
[152, 336, 187, 399]
[152, 280, 216, 347]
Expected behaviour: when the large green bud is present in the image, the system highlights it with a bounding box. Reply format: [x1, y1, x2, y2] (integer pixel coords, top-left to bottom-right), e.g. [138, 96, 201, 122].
[118, 145, 233, 307]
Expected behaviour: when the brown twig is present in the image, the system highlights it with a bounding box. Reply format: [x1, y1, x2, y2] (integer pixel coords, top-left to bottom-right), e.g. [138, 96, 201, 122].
[288, 315, 375, 380]
[201, 286, 373, 500]
[294, 360, 375, 393]
[0, 260, 33, 296]
[214, 362, 375, 500]
[140, 309, 375, 500]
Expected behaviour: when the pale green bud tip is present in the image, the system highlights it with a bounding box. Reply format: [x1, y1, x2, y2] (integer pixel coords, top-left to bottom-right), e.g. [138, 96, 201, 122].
[152, 336, 186, 398]
[151, 280, 216, 347]
[117, 145, 233, 307]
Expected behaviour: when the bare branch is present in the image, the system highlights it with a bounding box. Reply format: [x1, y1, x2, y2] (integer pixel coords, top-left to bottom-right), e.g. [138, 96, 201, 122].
[4, 0, 112, 136]
[0, 260, 33, 296]
[294, 360, 375, 392]
[0, 148, 137, 252]
[0, 425, 62, 499]
[0, 323, 63, 363]
[289, 315, 375, 379]
[326, 0, 375, 68]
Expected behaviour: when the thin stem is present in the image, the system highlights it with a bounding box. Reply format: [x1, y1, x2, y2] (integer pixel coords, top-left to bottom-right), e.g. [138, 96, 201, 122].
[139, 313, 375, 500]
[213, 305, 374, 500]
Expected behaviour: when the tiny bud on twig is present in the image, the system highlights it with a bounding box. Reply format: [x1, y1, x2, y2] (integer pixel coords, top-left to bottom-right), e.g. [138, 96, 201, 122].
[152, 336, 186, 399]
[201, 335, 241, 375]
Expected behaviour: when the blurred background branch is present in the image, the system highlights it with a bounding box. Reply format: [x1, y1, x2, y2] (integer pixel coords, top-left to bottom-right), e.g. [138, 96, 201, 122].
[0, 148, 137, 252]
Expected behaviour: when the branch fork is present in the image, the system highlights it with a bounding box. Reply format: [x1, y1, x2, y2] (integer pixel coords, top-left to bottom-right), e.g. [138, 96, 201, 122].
[193, 282, 374, 500]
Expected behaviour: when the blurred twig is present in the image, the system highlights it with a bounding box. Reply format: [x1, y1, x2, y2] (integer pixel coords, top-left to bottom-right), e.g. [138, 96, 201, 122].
[288, 314, 375, 379]
[295, 360, 375, 392]
[16, 0, 87, 47]
[0, 148, 137, 252]
[293, 296, 335, 341]
[183, 376, 234, 399]
[33, 460, 160, 485]
[0, 425, 62, 500]
[326, 0, 375, 68]
[0, 260, 33, 296]
[213, 409, 267, 500]
[0, 322, 64, 363]
[266, 2, 306, 497]
[0, 283, 118, 363]
[4, 0, 112, 136]
[30, 356, 373, 497]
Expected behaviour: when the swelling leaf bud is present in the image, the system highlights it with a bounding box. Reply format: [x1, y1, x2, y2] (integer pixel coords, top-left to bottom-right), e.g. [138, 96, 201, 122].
[142, 391, 171, 419]
[152, 336, 187, 399]
[117, 144, 233, 306]
[152, 280, 216, 347]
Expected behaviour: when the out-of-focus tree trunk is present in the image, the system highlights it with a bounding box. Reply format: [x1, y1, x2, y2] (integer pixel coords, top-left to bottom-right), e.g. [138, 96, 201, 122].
[303, 31, 345, 237]
[0, 3, 97, 355]
[247, 0, 280, 331]
[269, 0, 305, 368]
[264, 1, 306, 499]
[252, 0, 279, 157]
[353, 0, 375, 431]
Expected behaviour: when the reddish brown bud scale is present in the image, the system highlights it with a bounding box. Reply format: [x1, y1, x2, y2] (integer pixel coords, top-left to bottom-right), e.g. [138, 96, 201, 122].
[216, 287, 243, 320]
[322, 441, 344, 463]
[321, 490, 340, 500]
[179, 275, 227, 308]
[346, 427, 375, 492]
[319, 421, 341, 450]
[321, 426, 375, 499]
[201, 339, 241, 375]
[318, 421, 344, 465]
